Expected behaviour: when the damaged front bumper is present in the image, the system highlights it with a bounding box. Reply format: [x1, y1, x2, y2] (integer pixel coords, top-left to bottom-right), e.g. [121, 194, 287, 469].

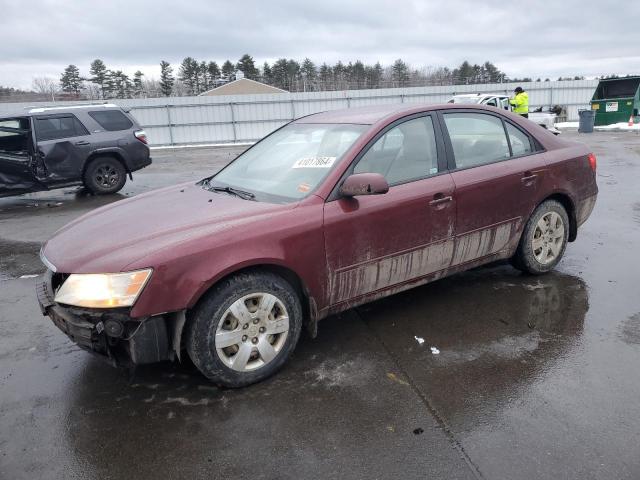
[36, 270, 185, 366]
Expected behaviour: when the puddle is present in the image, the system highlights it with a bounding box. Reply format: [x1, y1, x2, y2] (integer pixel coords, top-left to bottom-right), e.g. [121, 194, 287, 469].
[0, 239, 44, 280]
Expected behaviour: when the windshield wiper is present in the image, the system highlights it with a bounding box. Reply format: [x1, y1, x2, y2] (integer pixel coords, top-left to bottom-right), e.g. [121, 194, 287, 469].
[209, 185, 256, 201]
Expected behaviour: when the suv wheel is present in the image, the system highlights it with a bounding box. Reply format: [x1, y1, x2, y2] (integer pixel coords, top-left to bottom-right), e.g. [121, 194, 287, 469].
[83, 157, 126, 194]
[513, 200, 569, 275]
[186, 272, 303, 388]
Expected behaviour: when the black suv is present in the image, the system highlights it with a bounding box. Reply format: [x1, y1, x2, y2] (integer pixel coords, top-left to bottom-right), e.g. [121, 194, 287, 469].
[0, 104, 151, 197]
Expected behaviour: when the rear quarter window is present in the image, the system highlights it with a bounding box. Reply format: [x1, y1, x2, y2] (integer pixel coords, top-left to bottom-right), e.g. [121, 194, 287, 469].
[89, 110, 133, 131]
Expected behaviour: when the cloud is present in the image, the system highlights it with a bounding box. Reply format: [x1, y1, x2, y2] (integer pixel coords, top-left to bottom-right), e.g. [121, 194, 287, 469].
[1, 0, 639, 88]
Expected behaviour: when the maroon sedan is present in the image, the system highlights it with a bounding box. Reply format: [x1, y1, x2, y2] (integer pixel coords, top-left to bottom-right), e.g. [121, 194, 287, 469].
[37, 104, 597, 387]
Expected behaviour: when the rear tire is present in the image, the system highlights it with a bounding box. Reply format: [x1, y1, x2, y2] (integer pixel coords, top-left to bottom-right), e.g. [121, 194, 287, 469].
[186, 272, 302, 388]
[513, 200, 569, 275]
[83, 156, 126, 194]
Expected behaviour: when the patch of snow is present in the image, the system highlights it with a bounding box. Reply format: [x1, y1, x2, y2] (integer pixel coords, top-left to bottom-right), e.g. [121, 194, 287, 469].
[595, 122, 640, 131]
[414, 336, 425, 345]
[19, 274, 39, 279]
[430, 347, 440, 355]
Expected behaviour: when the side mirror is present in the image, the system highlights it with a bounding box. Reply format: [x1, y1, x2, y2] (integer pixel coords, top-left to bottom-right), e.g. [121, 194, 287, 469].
[339, 173, 389, 197]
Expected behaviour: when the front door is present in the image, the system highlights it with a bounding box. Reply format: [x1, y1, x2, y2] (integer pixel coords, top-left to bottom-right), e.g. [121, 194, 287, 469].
[323, 114, 456, 307]
[33, 114, 92, 184]
[0, 117, 40, 196]
[439, 110, 547, 265]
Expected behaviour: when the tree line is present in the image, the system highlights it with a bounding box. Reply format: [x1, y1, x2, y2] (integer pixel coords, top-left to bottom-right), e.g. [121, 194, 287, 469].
[0, 54, 604, 102]
[56, 56, 514, 98]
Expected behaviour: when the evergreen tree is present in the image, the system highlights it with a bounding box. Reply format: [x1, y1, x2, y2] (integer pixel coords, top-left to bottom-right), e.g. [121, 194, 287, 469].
[60, 64, 83, 94]
[198, 61, 208, 92]
[271, 59, 289, 89]
[370, 62, 383, 88]
[89, 59, 108, 98]
[236, 54, 259, 79]
[103, 70, 116, 98]
[110, 70, 131, 98]
[391, 59, 409, 87]
[333, 61, 346, 89]
[286, 59, 301, 90]
[133, 70, 144, 97]
[262, 62, 273, 84]
[179, 57, 199, 95]
[301, 58, 316, 90]
[207, 61, 221, 85]
[351, 60, 366, 88]
[221, 60, 235, 80]
[159, 61, 174, 96]
[319, 63, 332, 89]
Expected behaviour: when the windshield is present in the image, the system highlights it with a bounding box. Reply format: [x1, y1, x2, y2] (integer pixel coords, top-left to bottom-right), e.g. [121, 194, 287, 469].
[208, 123, 367, 203]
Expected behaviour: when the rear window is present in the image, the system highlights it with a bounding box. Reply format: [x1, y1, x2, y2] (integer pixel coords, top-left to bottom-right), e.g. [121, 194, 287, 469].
[89, 110, 133, 131]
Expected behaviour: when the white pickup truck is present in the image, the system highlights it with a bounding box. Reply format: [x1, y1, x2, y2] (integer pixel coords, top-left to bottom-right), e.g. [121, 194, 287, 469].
[448, 93, 560, 135]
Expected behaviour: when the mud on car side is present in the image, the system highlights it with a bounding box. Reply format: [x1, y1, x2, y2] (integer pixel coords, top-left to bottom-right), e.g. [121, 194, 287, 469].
[0, 104, 151, 197]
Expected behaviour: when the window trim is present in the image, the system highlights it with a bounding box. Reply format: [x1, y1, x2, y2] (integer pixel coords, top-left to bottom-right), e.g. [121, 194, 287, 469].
[435, 109, 543, 172]
[34, 113, 89, 142]
[327, 112, 447, 202]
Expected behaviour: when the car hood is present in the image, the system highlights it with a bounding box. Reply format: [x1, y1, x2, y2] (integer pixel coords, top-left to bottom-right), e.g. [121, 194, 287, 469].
[42, 182, 295, 273]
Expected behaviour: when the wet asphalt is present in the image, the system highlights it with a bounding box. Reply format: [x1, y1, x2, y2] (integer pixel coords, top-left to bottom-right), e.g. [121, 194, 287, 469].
[1, 132, 639, 479]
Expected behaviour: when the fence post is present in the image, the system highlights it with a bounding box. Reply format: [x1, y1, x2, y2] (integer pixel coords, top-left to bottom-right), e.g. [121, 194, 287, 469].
[290, 99, 296, 120]
[166, 105, 174, 146]
[229, 102, 238, 142]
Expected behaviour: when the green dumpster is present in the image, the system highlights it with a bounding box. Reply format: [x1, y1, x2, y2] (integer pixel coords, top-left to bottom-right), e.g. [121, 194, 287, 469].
[591, 76, 640, 126]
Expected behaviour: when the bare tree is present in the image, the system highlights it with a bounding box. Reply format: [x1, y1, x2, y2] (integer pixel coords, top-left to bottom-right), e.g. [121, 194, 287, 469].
[31, 76, 59, 100]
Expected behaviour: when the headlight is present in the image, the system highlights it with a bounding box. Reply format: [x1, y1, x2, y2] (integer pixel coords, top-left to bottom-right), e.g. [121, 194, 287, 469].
[54, 269, 152, 308]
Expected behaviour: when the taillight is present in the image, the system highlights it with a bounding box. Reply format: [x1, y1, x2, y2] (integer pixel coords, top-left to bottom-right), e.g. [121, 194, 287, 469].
[134, 129, 148, 145]
[588, 153, 597, 172]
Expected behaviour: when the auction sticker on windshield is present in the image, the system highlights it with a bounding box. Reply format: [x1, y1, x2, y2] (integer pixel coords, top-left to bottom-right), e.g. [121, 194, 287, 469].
[292, 156, 336, 168]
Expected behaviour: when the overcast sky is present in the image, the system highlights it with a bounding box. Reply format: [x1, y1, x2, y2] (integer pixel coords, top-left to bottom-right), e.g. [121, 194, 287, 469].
[1, 0, 639, 89]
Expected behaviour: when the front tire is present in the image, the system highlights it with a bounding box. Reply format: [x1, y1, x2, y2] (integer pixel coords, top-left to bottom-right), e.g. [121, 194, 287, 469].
[513, 200, 569, 275]
[186, 272, 303, 388]
[83, 156, 126, 194]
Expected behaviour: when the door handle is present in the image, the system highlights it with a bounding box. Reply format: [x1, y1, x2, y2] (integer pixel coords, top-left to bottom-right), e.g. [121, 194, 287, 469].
[429, 194, 453, 207]
[521, 172, 538, 183]
[74, 141, 90, 146]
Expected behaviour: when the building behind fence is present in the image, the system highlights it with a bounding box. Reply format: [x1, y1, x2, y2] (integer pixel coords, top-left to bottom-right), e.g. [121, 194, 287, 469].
[0, 80, 597, 147]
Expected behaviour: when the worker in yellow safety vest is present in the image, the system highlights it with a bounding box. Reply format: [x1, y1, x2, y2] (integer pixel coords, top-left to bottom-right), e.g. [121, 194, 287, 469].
[509, 87, 529, 118]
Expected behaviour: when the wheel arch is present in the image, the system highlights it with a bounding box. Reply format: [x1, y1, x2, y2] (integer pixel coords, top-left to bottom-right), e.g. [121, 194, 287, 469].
[83, 150, 130, 177]
[541, 192, 577, 241]
[189, 262, 319, 337]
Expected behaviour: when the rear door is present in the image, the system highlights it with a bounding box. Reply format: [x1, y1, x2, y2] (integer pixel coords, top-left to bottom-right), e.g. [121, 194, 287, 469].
[323, 114, 456, 307]
[33, 114, 92, 184]
[438, 110, 547, 265]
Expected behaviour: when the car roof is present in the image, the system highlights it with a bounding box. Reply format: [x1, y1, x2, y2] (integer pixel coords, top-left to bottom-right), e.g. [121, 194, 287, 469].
[452, 93, 508, 98]
[1, 103, 122, 118]
[294, 103, 510, 125]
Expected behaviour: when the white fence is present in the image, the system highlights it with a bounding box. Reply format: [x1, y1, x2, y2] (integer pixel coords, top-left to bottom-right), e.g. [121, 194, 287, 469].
[0, 80, 597, 146]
